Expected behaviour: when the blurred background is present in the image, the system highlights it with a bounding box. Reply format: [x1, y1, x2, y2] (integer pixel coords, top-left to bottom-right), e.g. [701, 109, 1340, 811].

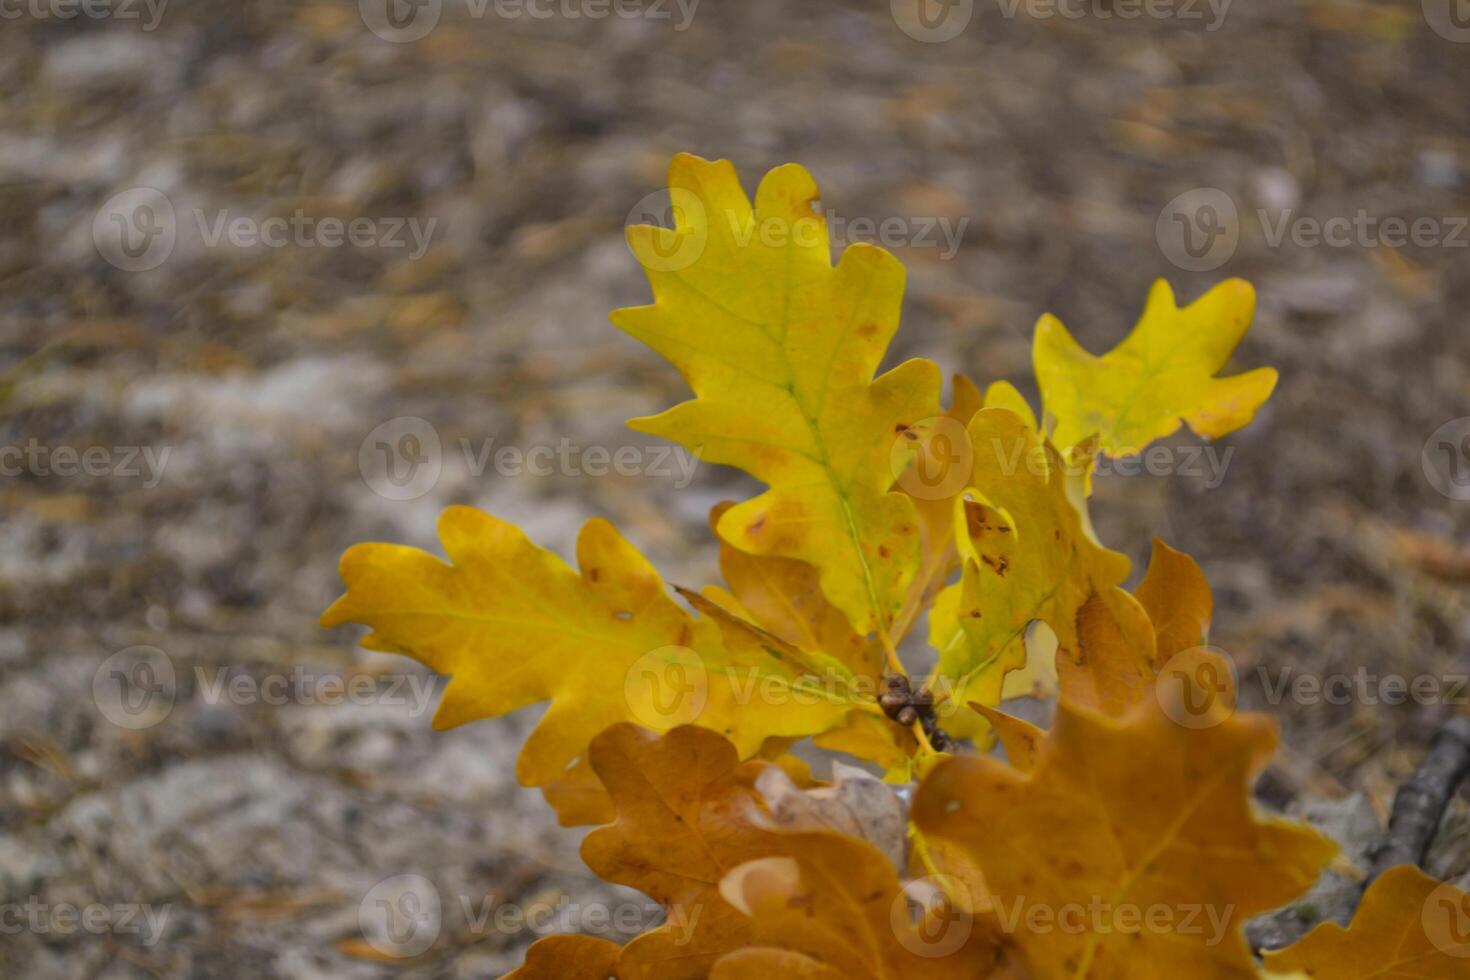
[2, 0, 1469, 976]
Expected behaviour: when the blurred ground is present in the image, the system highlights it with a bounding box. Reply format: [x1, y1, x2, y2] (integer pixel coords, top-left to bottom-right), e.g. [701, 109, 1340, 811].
[1, 1, 1469, 976]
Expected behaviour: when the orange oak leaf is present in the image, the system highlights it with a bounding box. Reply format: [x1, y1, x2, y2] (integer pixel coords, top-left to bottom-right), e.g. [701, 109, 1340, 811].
[1063, 537, 1216, 718]
[1263, 864, 1470, 978]
[1135, 537, 1214, 665]
[912, 697, 1336, 978]
[504, 934, 622, 979]
[579, 724, 782, 980]
[714, 830, 1003, 978]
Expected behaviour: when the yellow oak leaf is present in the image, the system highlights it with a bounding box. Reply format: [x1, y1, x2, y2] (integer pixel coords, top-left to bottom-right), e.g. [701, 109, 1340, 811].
[891, 373, 986, 643]
[699, 503, 913, 777]
[912, 697, 1336, 980]
[504, 934, 623, 979]
[714, 830, 1003, 978]
[702, 502, 881, 679]
[320, 506, 857, 788]
[1263, 864, 1470, 977]
[612, 154, 942, 638]
[812, 710, 916, 779]
[927, 408, 1131, 733]
[969, 702, 1043, 774]
[1034, 278, 1278, 456]
[982, 379, 1038, 431]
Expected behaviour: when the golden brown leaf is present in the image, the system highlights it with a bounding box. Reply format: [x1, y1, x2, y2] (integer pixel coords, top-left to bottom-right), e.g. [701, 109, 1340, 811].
[1135, 537, 1214, 664]
[1263, 865, 1470, 978]
[913, 698, 1336, 978]
[715, 830, 1002, 978]
[504, 934, 622, 979]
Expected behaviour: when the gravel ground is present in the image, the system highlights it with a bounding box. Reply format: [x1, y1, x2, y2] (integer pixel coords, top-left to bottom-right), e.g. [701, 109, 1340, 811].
[2, 2, 1469, 976]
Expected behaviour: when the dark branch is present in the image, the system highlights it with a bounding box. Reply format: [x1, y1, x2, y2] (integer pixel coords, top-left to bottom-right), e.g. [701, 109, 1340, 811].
[1367, 716, 1470, 884]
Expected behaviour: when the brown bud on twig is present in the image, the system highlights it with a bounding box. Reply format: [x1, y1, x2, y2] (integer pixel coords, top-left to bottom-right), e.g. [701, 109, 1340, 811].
[879, 690, 909, 713]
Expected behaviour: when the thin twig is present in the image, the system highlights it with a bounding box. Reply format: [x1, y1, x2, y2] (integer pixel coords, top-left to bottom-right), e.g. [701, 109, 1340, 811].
[1366, 716, 1470, 885]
